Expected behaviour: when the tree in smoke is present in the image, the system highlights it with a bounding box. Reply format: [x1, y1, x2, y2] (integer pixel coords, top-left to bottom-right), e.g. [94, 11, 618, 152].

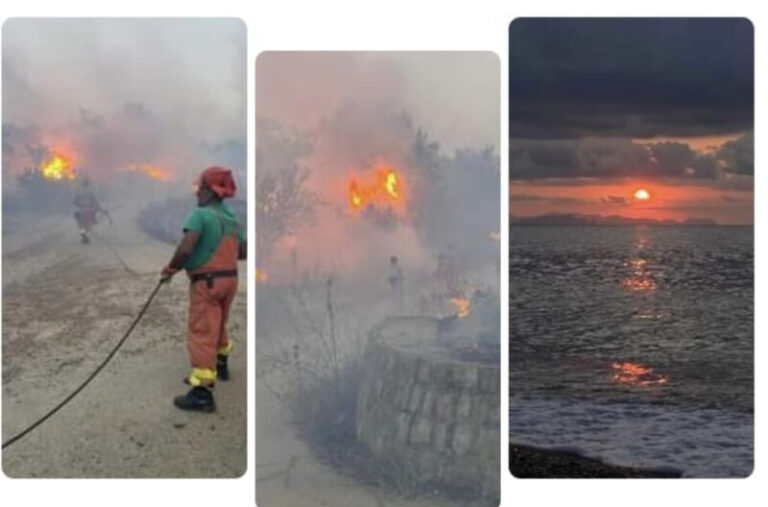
[256, 119, 318, 260]
[408, 127, 500, 265]
[410, 128, 440, 178]
[256, 164, 317, 260]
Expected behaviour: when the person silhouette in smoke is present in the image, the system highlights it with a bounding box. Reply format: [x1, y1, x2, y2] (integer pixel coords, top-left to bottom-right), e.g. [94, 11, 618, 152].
[388, 255, 405, 315]
[73, 178, 110, 244]
[161, 166, 246, 412]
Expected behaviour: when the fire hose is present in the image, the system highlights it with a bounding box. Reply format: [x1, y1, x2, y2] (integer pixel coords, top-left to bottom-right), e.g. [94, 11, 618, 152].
[2, 277, 168, 450]
[91, 231, 146, 277]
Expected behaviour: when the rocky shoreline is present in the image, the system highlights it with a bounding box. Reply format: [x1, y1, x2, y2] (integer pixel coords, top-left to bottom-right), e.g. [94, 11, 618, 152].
[509, 444, 683, 478]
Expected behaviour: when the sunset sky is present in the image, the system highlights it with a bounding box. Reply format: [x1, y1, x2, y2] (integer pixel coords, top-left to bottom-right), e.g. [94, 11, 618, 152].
[509, 18, 753, 224]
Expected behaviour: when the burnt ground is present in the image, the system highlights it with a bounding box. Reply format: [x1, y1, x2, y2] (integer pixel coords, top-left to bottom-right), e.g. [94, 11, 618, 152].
[1, 203, 246, 477]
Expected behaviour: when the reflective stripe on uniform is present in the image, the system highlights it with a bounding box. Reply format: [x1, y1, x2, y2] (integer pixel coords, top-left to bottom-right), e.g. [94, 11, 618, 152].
[217, 341, 233, 356]
[188, 367, 217, 386]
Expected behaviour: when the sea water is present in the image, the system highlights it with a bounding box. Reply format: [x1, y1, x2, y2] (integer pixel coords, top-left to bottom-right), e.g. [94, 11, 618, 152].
[509, 225, 753, 477]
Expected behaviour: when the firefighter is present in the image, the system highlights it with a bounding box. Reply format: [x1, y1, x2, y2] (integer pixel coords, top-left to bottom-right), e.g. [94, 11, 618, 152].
[387, 255, 405, 315]
[73, 178, 110, 243]
[161, 166, 246, 412]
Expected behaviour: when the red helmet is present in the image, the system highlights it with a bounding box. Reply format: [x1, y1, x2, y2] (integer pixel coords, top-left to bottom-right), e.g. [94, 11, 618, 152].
[199, 166, 236, 199]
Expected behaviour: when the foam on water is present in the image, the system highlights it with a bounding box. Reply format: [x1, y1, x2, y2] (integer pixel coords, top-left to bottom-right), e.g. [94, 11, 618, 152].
[510, 397, 753, 477]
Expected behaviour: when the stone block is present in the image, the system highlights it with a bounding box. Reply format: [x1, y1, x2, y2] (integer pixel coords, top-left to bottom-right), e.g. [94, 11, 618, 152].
[452, 423, 475, 454]
[408, 386, 424, 412]
[355, 317, 500, 502]
[433, 422, 451, 449]
[434, 392, 455, 420]
[410, 416, 432, 445]
[395, 411, 412, 443]
[478, 367, 499, 393]
[421, 389, 436, 418]
[456, 392, 473, 419]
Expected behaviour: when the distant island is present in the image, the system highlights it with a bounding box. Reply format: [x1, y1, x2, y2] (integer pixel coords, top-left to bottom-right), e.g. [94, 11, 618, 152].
[509, 213, 720, 226]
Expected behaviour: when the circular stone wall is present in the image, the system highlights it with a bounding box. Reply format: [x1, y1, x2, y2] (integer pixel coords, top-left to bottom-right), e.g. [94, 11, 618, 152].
[355, 316, 499, 500]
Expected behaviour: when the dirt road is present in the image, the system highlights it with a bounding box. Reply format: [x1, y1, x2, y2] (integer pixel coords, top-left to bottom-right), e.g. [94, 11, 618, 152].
[2, 205, 246, 477]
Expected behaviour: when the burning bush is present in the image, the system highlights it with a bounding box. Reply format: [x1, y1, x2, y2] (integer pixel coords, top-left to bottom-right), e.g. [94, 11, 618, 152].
[347, 161, 407, 217]
[40, 154, 77, 180]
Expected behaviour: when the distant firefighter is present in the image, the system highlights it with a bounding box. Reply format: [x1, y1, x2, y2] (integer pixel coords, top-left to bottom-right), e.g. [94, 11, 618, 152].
[388, 255, 405, 315]
[73, 178, 110, 244]
[161, 166, 246, 412]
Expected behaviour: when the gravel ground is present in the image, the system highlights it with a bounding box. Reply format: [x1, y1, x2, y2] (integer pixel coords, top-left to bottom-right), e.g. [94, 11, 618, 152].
[2, 201, 246, 478]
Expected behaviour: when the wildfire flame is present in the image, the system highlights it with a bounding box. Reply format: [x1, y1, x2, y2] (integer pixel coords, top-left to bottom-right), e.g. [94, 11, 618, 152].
[349, 181, 364, 208]
[612, 362, 668, 387]
[126, 163, 171, 181]
[384, 172, 398, 198]
[347, 161, 406, 215]
[40, 155, 76, 180]
[449, 297, 471, 318]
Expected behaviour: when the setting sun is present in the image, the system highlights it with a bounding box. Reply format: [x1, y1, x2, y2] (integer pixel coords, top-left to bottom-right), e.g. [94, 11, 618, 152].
[634, 188, 651, 201]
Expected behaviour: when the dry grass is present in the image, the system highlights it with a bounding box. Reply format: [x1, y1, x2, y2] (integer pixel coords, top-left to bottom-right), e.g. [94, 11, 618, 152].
[258, 274, 494, 505]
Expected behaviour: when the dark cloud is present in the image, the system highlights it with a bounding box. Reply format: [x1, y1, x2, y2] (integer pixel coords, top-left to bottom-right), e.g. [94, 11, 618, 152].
[510, 134, 751, 181]
[707, 176, 754, 192]
[510, 194, 585, 204]
[509, 138, 660, 179]
[509, 18, 753, 139]
[718, 131, 754, 175]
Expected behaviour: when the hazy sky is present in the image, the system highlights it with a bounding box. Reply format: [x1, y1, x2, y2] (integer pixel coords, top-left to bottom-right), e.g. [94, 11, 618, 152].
[257, 51, 499, 152]
[256, 51, 500, 279]
[3, 18, 246, 179]
[508, 18, 753, 224]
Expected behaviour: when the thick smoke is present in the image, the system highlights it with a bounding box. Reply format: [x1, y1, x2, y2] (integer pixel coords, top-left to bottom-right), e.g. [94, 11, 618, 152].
[2, 19, 246, 200]
[256, 52, 499, 289]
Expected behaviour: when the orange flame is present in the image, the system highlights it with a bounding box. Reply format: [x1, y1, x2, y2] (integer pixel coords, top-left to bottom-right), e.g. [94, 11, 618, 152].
[126, 163, 171, 181]
[40, 154, 76, 180]
[449, 297, 471, 318]
[384, 171, 398, 198]
[347, 161, 406, 215]
[349, 181, 364, 209]
[612, 362, 668, 387]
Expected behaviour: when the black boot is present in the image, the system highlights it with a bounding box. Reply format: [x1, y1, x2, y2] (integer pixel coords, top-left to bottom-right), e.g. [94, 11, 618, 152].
[217, 355, 230, 381]
[173, 386, 215, 412]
